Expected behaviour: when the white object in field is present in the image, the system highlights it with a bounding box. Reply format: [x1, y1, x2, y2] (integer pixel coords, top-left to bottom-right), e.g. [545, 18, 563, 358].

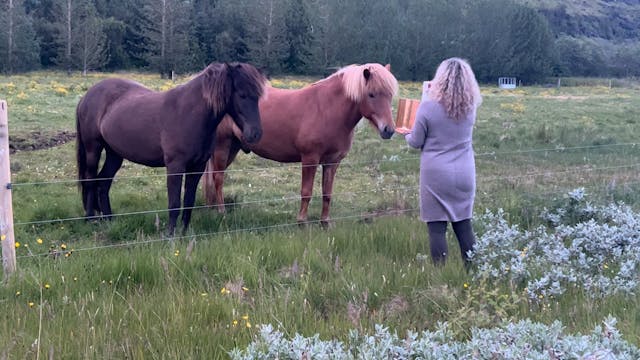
[498, 77, 516, 89]
[422, 81, 431, 101]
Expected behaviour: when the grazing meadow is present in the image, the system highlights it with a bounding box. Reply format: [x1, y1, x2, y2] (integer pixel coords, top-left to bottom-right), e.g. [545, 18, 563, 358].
[1, 72, 639, 358]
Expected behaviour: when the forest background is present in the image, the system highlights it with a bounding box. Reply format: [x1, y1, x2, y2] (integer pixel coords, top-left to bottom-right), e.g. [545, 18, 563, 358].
[1, 0, 640, 82]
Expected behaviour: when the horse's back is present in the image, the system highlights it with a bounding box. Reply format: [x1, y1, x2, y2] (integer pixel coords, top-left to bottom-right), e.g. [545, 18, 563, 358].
[251, 82, 348, 162]
[78, 79, 149, 123]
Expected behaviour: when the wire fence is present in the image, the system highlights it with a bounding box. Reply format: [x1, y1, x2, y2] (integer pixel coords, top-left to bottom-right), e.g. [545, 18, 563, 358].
[7, 142, 640, 259]
[8, 142, 638, 188]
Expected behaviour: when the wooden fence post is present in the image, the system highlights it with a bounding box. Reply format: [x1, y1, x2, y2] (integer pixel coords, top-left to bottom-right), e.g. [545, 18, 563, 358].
[0, 100, 16, 278]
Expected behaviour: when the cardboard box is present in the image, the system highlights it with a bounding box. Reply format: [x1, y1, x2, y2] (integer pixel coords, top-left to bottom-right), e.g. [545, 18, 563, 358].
[395, 98, 420, 129]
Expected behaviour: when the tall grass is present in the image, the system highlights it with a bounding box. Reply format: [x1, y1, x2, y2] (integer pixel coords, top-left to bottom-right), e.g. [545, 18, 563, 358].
[1, 72, 639, 358]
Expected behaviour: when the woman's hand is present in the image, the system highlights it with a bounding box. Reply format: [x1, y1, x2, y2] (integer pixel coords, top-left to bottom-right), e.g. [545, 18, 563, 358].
[395, 126, 411, 135]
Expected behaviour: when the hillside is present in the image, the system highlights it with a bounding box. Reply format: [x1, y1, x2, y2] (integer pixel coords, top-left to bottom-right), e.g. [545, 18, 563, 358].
[518, 0, 640, 40]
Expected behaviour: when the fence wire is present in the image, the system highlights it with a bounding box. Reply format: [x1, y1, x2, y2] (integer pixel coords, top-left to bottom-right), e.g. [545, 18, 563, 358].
[7, 143, 640, 258]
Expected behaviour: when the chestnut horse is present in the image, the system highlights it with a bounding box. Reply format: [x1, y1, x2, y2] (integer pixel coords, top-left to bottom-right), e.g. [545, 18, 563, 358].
[202, 63, 398, 225]
[76, 62, 267, 234]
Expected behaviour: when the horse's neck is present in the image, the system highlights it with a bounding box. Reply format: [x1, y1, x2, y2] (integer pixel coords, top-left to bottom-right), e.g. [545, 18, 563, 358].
[315, 77, 362, 130]
[178, 75, 221, 119]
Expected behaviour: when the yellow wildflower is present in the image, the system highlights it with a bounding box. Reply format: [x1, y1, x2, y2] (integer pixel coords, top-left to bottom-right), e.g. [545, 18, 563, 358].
[28, 302, 35, 308]
[60, 244, 67, 250]
[37, 238, 43, 244]
[246, 322, 252, 328]
[54, 87, 68, 96]
[15, 242, 20, 248]
[241, 314, 249, 320]
[1, 234, 5, 241]
[44, 284, 50, 289]
[232, 319, 238, 327]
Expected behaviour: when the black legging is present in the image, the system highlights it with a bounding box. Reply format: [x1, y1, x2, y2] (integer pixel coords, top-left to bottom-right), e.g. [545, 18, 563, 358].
[427, 219, 475, 265]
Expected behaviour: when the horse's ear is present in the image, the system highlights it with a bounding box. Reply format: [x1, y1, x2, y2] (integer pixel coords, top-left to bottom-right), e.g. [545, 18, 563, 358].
[257, 66, 271, 80]
[385, 63, 391, 71]
[363, 68, 371, 81]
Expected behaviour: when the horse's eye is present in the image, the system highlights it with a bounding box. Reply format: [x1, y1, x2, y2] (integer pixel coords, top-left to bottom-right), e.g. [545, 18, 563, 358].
[239, 93, 247, 99]
[368, 93, 375, 98]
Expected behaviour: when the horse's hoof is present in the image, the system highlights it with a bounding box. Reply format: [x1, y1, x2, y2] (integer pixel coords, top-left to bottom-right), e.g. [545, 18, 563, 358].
[85, 217, 100, 224]
[164, 227, 176, 239]
[320, 220, 332, 229]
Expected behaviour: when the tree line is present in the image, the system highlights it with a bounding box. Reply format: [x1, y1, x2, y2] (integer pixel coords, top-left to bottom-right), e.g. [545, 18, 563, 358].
[1, 0, 640, 82]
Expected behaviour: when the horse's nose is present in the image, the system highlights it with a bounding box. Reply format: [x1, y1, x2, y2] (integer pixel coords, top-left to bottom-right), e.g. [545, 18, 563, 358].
[380, 125, 394, 139]
[244, 127, 262, 144]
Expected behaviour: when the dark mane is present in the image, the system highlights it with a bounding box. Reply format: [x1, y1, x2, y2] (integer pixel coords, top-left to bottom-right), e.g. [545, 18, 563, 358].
[201, 62, 267, 117]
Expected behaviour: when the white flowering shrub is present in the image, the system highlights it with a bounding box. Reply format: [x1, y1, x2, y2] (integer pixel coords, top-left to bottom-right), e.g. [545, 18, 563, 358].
[470, 188, 640, 299]
[229, 317, 640, 359]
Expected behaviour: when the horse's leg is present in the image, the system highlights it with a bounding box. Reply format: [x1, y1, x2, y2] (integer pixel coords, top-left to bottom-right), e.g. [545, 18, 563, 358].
[165, 164, 185, 236]
[320, 162, 340, 228]
[212, 139, 242, 213]
[82, 145, 102, 219]
[96, 148, 124, 220]
[203, 158, 217, 207]
[205, 141, 229, 212]
[181, 163, 206, 233]
[298, 157, 319, 224]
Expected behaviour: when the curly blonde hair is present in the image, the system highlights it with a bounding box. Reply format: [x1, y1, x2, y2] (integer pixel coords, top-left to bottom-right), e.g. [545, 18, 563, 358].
[429, 58, 482, 121]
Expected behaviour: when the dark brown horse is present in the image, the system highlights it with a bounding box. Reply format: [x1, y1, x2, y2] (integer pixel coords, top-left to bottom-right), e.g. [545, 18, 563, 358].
[202, 63, 398, 225]
[76, 62, 267, 234]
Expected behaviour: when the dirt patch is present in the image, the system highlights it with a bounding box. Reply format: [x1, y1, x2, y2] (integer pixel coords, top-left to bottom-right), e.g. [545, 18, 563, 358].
[9, 130, 76, 153]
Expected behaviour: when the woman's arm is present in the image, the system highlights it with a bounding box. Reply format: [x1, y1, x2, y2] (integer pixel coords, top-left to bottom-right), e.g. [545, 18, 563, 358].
[404, 104, 428, 149]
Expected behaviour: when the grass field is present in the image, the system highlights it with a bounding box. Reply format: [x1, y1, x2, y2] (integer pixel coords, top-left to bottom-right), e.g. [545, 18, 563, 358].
[1, 71, 639, 358]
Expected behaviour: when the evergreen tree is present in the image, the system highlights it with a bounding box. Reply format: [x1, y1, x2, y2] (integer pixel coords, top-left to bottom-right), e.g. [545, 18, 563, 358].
[553, 35, 606, 77]
[93, 0, 145, 69]
[211, 1, 250, 63]
[73, 0, 108, 75]
[26, 0, 60, 68]
[191, 0, 218, 64]
[0, 0, 40, 73]
[245, 0, 287, 74]
[57, 0, 74, 74]
[283, 0, 313, 73]
[465, 0, 518, 82]
[142, 0, 194, 77]
[504, 5, 554, 83]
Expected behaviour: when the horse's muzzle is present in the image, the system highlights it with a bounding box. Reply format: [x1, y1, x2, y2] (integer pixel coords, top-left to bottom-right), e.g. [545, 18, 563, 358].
[243, 127, 263, 144]
[380, 125, 394, 140]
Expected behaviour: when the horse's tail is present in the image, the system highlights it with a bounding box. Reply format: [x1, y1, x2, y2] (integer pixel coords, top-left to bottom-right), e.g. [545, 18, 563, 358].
[75, 100, 88, 211]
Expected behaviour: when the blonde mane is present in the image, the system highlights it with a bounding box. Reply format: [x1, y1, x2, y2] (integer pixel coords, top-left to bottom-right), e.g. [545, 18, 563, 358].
[332, 63, 398, 102]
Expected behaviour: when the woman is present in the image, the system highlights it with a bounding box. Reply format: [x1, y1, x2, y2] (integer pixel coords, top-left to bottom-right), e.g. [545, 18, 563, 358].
[396, 58, 482, 266]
